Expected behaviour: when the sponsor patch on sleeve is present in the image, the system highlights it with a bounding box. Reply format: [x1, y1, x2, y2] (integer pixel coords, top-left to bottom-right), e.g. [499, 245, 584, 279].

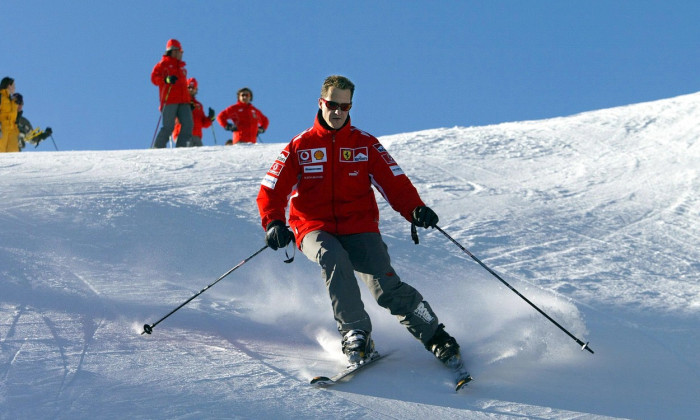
[381, 153, 396, 164]
[275, 150, 289, 163]
[389, 165, 404, 176]
[268, 162, 284, 176]
[261, 174, 278, 189]
[373, 142, 396, 164]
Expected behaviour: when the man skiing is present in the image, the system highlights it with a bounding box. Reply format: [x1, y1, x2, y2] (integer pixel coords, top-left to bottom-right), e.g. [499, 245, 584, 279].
[216, 87, 269, 144]
[256, 75, 466, 376]
[150, 38, 193, 148]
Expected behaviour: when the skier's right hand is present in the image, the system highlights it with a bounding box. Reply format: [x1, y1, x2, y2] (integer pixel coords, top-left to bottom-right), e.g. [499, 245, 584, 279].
[265, 220, 294, 250]
[165, 75, 178, 84]
[225, 123, 237, 132]
[412, 206, 439, 228]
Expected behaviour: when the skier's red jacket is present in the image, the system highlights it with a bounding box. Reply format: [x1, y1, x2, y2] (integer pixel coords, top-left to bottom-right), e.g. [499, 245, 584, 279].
[172, 97, 212, 140]
[150, 55, 189, 108]
[257, 112, 425, 247]
[216, 102, 269, 144]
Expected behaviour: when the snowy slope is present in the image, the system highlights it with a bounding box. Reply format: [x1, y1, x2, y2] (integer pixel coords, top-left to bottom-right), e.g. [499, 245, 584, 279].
[1, 92, 698, 419]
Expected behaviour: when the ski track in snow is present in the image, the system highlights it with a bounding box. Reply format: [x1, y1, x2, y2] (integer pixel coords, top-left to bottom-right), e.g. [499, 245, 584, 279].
[1, 92, 699, 419]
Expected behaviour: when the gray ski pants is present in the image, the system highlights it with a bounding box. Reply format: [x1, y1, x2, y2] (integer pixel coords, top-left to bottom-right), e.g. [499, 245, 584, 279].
[154, 103, 193, 148]
[300, 230, 440, 344]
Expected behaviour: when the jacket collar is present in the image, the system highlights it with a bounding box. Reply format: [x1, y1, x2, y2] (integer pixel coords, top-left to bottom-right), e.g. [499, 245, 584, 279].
[162, 55, 186, 66]
[313, 110, 351, 136]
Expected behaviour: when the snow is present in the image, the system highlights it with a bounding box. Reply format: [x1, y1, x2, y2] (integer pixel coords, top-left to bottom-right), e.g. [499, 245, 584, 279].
[1, 92, 699, 419]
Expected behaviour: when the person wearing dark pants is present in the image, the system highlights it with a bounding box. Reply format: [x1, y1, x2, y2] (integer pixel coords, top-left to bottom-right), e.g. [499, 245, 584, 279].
[150, 39, 193, 148]
[257, 75, 464, 370]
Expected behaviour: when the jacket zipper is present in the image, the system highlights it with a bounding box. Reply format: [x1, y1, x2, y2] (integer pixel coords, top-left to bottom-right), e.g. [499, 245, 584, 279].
[331, 133, 338, 233]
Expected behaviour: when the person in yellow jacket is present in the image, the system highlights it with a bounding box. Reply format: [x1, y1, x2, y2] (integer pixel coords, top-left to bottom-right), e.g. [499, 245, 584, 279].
[0, 77, 20, 153]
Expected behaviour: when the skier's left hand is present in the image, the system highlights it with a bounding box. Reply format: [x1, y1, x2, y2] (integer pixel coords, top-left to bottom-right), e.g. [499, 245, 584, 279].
[412, 206, 439, 228]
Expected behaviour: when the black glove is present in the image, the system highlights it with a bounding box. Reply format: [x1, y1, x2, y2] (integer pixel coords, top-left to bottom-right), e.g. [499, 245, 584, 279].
[265, 220, 294, 250]
[165, 75, 178, 84]
[44, 127, 52, 136]
[208, 107, 215, 121]
[257, 127, 265, 135]
[412, 206, 439, 228]
[225, 123, 237, 132]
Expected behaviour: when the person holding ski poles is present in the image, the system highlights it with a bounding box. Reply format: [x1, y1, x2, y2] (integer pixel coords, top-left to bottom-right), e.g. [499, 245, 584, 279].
[11, 92, 58, 151]
[150, 39, 193, 148]
[172, 78, 215, 147]
[256, 75, 465, 373]
[216, 87, 268, 144]
[7, 92, 54, 151]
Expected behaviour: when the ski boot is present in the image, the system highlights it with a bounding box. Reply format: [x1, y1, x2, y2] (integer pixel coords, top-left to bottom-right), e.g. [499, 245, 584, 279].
[425, 323, 472, 390]
[341, 329, 375, 365]
[425, 324, 461, 366]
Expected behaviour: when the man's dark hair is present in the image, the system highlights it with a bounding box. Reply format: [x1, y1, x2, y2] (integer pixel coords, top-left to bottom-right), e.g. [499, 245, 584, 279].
[321, 75, 355, 99]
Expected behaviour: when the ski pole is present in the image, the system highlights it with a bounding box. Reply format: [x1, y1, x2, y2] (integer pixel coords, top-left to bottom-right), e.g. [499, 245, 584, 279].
[49, 134, 59, 151]
[434, 226, 594, 354]
[211, 124, 218, 145]
[150, 84, 172, 148]
[142, 244, 268, 335]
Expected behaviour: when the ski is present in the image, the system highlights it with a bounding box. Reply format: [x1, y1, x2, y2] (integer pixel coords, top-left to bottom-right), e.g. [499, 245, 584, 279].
[310, 349, 471, 391]
[310, 351, 385, 387]
[25, 127, 43, 142]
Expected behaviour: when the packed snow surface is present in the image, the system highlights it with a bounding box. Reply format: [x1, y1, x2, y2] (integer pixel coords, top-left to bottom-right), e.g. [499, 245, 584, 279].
[1, 92, 698, 419]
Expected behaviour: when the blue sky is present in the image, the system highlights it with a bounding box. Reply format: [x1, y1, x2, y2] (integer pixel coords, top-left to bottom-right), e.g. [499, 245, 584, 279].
[4, 1, 699, 151]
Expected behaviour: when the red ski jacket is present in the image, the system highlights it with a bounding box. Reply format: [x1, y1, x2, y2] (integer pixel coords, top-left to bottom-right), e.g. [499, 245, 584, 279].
[173, 97, 212, 140]
[216, 102, 269, 144]
[257, 112, 425, 246]
[150, 56, 189, 108]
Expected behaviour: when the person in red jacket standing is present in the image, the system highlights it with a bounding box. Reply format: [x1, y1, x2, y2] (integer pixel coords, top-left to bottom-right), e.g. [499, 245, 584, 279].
[172, 78, 215, 147]
[216, 87, 269, 144]
[256, 75, 467, 377]
[150, 39, 193, 148]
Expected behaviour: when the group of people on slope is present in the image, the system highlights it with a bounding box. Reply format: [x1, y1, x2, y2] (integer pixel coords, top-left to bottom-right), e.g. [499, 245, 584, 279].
[151, 39, 268, 148]
[7, 36, 469, 378]
[0, 77, 52, 153]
